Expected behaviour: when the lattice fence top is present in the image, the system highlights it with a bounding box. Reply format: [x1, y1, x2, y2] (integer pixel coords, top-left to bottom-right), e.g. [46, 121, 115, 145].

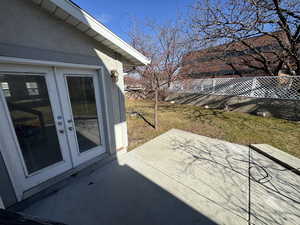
[170, 76, 300, 100]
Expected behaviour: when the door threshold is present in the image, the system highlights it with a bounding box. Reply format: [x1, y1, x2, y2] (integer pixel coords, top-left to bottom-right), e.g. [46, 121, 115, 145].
[8, 153, 115, 211]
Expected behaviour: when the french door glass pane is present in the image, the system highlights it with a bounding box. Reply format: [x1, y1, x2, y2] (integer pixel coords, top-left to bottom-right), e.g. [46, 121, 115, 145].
[66, 76, 101, 153]
[0, 75, 63, 174]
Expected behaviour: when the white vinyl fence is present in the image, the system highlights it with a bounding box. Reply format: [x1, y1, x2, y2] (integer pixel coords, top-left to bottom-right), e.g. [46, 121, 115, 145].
[170, 76, 300, 100]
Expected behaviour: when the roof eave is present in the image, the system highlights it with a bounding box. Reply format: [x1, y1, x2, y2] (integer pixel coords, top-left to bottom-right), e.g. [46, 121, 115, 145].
[31, 0, 150, 66]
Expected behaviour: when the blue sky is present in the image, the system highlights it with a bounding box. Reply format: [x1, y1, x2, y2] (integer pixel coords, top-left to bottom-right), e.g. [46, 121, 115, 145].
[72, 0, 195, 42]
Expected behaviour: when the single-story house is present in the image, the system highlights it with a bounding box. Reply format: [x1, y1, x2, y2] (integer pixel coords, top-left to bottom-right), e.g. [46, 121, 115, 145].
[0, 0, 149, 208]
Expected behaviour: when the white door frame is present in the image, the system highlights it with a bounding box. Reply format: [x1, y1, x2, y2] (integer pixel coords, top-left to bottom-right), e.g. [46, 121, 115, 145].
[55, 68, 106, 167]
[0, 64, 73, 195]
[0, 58, 106, 201]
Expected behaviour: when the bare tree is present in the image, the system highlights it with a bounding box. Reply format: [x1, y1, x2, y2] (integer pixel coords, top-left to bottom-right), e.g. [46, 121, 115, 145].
[189, 0, 300, 76]
[128, 19, 191, 129]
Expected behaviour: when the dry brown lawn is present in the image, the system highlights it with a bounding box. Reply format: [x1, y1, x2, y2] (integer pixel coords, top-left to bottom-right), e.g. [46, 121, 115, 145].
[126, 98, 300, 158]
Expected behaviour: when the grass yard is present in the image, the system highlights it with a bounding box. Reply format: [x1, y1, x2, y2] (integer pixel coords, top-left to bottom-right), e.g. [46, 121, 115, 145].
[126, 98, 300, 158]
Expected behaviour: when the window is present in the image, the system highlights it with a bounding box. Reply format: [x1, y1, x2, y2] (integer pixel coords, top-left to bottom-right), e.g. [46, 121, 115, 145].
[0, 82, 11, 97]
[26, 82, 39, 96]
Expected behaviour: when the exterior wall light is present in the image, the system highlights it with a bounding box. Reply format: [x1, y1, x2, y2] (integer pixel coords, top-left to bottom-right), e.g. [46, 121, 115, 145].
[111, 70, 119, 83]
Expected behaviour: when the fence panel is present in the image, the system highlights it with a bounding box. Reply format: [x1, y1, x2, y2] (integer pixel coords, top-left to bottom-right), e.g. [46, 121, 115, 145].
[170, 76, 300, 100]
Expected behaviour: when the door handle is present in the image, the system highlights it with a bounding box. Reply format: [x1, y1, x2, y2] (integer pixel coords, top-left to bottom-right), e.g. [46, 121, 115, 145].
[59, 129, 64, 134]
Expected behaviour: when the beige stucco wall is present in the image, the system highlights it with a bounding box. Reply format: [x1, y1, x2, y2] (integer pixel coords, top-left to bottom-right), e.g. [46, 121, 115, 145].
[0, 0, 129, 207]
[0, 0, 128, 152]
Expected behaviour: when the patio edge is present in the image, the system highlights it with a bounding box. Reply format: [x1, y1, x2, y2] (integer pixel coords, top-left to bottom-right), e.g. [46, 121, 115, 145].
[250, 144, 300, 176]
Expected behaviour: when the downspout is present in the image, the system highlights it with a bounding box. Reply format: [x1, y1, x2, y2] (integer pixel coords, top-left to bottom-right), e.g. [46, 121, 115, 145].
[0, 196, 4, 209]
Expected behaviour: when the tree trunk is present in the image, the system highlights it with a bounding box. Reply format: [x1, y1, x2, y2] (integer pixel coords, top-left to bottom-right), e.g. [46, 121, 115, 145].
[154, 88, 159, 130]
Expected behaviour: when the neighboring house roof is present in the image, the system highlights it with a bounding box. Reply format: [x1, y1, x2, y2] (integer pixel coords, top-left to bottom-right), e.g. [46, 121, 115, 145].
[31, 0, 150, 66]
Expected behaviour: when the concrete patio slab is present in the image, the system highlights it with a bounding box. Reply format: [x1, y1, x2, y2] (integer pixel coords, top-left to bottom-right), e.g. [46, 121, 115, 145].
[21, 129, 300, 225]
[249, 150, 300, 225]
[130, 129, 250, 222]
[22, 153, 221, 225]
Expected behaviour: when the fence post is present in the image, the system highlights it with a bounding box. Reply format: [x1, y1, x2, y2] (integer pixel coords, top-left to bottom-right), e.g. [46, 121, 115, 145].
[212, 79, 216, 94]
[250, 77, 257, 97]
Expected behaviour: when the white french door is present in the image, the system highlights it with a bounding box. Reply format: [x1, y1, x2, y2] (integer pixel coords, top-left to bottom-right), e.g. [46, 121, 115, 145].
[0, 65, 105, 194]
[55, 68, 106, 167]
[0, 65, 72, 191]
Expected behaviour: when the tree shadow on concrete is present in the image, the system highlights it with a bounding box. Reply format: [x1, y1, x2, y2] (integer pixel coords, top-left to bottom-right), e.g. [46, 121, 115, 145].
[169, 136, 300, 225]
